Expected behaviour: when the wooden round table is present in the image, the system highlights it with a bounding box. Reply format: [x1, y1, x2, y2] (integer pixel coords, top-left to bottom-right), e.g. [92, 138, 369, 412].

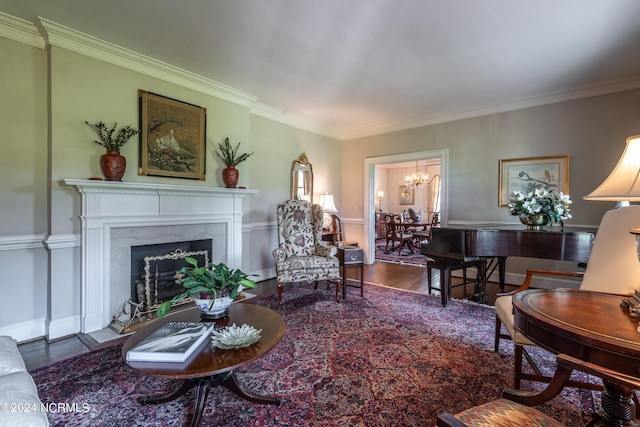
[122, 303, 285, 427]
[512, 288, 640, 426]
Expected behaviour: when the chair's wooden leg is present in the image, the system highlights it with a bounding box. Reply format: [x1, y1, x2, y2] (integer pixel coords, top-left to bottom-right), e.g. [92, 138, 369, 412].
[514, 344, 523, 389]
[335, 279, 341, 302]
[277, 282, 283, 306]
[427, 265, 433, 293]
[494, 316, 502, 353]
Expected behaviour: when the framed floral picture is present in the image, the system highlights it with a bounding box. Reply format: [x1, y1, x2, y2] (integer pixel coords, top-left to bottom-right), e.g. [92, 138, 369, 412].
[138, 90, 207, 180]
[498, 155, 569, 206]
[399, 186, 414, 205]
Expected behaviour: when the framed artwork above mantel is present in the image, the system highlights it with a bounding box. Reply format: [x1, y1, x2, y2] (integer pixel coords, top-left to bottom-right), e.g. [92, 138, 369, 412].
[138, 90, 207, 180]
[498, 155, 569, 206]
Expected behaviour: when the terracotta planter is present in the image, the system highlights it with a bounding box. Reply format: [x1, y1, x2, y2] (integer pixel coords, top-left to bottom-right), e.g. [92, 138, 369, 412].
[222, 166, 239, 188]
[100, 150, 126, 181]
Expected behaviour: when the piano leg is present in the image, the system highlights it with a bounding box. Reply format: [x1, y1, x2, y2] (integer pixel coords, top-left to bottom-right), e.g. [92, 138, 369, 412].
[469, 258, 487, 305]
[498, 257, 506, 291]
[483, 257, 506, 292]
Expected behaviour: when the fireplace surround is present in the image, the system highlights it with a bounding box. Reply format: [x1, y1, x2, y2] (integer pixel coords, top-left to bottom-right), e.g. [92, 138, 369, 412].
[64, 179, 257, 333]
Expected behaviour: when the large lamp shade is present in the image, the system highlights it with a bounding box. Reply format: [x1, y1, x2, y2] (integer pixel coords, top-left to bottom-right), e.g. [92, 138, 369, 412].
[584, 135, 640, 204]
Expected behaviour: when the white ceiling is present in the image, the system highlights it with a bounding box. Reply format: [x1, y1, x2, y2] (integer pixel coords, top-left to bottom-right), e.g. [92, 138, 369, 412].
[3, 0, 640, 140]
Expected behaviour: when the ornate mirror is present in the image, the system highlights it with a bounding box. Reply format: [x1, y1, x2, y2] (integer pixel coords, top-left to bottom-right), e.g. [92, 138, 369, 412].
[290, 153, 313, 200]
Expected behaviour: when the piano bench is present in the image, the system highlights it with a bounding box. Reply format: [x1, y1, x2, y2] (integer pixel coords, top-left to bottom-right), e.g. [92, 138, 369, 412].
[426, 258, 487, 306]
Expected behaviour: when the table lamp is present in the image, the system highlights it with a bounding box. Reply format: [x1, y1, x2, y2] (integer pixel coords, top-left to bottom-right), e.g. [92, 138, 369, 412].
[584, 135, 640, 208]
[377, 191, 384, 212]
[318, 193, 338, 230]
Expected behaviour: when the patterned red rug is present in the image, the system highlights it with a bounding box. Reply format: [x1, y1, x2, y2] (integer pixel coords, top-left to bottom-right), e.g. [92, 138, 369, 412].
[31, 283, 601, 426]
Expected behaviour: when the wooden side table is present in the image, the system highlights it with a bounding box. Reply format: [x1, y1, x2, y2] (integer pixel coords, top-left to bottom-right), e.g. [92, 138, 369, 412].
[336, 246, 364, 299]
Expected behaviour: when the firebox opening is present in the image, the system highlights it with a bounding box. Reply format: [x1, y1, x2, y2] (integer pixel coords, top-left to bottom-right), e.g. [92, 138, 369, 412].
[130, 239, 212, 310]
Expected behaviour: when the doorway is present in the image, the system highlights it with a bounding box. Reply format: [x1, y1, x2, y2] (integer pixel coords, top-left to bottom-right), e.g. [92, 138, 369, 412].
[363, 149, 449, 264]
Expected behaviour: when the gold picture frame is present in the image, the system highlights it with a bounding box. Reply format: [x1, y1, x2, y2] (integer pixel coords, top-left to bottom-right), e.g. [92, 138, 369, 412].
[399, 185, 414, 205]
[498, 155, 569, 206]
[138, 90, 206, 180]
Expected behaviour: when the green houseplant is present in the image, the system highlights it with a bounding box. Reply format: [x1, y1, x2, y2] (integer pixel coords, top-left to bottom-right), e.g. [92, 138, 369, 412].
[85, 121, 140, 181]
[507, 188, 572, 229]
[156, 257, 257, 319]
[215, 137, 254, 188]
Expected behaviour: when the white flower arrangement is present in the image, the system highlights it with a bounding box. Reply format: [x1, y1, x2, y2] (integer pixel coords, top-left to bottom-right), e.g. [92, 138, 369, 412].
[507, 188, 572, 226]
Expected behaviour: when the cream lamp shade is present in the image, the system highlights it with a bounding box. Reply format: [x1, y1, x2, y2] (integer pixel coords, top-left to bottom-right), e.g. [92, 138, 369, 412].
[318, 193, 337, 230]
[584, 135, 640, 206]
[318, 194, 338, 213]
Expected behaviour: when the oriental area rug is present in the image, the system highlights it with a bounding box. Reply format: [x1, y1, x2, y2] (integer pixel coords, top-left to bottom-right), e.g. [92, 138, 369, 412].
[31, 283, 602, 426]
[375, 239, 427, 266]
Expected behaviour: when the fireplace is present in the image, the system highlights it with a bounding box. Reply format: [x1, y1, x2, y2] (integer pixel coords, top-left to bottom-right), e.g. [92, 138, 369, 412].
[130, 240, 211, 310]
[108, 239, 213, 333]
[64, 179, 257, 333]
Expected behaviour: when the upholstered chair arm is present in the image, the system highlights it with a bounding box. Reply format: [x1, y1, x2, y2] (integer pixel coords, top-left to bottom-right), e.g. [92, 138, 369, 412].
[496, 269, 585, 298]
[272, 246, 286, 262]
[315, 244, 337, 259]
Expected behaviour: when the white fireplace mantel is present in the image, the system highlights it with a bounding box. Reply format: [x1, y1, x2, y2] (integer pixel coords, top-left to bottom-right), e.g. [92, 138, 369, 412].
[64, 178, 258, 333]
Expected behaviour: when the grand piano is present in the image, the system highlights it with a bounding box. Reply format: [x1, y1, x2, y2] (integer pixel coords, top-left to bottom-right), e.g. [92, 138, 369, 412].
[420, 224, 596, 306]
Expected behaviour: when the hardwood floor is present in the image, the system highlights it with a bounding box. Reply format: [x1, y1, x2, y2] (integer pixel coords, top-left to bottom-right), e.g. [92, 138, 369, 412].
[18, 261, 514, 371]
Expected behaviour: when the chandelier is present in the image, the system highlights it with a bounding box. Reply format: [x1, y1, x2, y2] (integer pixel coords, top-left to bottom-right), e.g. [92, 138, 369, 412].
[405, 161, 428, 189]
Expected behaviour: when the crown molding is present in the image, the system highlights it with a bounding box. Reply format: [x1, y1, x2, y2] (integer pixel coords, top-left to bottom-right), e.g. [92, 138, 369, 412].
[0, 12, 44, 48]
[250, 102, 342, 140]
[342, 73, 640, 140]
[34, 16, 343, 139]
[35, 17, 258, 108]
[3, 14, 640, 142]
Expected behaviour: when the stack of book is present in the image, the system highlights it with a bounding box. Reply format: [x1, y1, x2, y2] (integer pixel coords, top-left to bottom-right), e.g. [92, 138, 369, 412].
[126, 321, 214, 364]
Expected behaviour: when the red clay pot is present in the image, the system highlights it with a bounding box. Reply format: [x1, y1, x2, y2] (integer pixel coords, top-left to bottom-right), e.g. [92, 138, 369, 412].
[222, 166, 239, 188]
[100, 150, 126, 181]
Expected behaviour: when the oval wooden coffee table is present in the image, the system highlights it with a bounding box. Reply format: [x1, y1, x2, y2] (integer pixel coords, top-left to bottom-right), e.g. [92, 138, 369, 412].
[122, 303, 285, 427]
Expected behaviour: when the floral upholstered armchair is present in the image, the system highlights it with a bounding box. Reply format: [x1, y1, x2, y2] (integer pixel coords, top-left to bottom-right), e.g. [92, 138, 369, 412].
[272, 199, 341, 304]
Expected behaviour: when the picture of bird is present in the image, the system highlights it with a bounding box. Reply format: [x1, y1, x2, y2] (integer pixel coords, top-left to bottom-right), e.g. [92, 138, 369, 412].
[156, 129, 194, 158]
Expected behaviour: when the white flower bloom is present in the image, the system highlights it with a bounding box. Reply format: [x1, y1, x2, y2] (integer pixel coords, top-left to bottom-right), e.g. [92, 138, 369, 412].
[507, 188, 572, 225]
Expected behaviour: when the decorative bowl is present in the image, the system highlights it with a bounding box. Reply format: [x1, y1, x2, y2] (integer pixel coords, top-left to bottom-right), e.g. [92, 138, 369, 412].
[211, 323, 262, 350]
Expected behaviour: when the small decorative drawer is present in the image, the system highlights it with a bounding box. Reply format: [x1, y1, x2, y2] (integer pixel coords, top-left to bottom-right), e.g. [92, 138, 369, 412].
[338, 247, 363, 265]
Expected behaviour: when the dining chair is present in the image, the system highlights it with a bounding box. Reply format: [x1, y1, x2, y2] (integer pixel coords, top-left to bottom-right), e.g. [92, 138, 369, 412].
[407, 207, 424, 223]
[384, 214, 415, 255]
[494, 205, 640, 388]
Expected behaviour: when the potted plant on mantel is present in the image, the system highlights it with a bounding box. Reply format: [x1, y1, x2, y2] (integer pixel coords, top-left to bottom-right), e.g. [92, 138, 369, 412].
[85, 121, 140, 181]
[156, 257, 257, 320]
[215, 137, 254, 188]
